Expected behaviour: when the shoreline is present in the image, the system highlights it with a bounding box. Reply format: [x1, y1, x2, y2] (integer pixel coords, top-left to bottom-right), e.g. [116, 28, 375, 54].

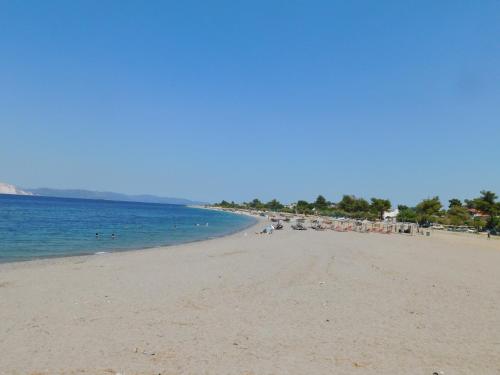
[0, 209, 262, 269]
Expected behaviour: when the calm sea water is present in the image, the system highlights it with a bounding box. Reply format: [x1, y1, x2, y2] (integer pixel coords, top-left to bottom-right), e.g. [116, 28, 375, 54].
[0, 194, 255, 263]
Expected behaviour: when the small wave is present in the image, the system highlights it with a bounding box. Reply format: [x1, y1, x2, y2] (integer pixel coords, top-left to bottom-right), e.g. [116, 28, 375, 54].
[95, 251, 108, 255]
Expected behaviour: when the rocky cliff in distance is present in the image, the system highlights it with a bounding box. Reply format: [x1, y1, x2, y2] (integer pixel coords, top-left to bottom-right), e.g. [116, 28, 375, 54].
[0, 182, 33, 196]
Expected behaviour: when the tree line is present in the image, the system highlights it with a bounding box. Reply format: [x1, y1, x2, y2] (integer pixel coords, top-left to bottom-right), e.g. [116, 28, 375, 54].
[214, 190, 500, 232]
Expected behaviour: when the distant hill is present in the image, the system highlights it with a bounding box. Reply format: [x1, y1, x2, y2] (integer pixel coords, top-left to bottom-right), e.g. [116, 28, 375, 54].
[0, 182, 33, 196]
[1, 182, 205, 205]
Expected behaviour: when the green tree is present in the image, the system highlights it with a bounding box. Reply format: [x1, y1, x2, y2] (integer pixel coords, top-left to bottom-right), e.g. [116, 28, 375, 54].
[219, 200, 230, 207]
[370, 198, 392, 220]
[337, 195, 370, 213]
[314, 195, 328, 210]
[248, 198, 264, 209]
[465, 190, 498, 214]
[296, 200, 312, 214]
[447, 205, 471, 226]
[480, 190, 498, 206]
[416, 196, 442, 224]
[397, 207, 417, 223]
[473, 217, 487, 232]
[491, 215, 500, 232]
[337, 195, 355, 212]
[465, 190, 498, 230]
[266, 199, 284, 211]
[215, 200, 243, 208]
[353, 198, 370, 213]
[448, 198, 462, 208]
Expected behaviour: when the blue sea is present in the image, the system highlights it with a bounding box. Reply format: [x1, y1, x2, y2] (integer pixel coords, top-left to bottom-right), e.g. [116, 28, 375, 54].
[0, 194, 255, 263]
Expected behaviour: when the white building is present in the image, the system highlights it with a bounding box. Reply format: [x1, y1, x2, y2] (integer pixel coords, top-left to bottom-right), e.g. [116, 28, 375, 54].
[383, 208, 399, 222]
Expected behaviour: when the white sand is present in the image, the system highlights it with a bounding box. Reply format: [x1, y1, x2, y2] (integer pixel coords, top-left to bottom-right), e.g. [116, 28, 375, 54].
[1, 220, 500, 375]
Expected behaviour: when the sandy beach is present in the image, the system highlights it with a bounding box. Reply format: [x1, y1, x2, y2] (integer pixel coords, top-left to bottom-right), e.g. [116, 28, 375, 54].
[1, 218, 500, 375]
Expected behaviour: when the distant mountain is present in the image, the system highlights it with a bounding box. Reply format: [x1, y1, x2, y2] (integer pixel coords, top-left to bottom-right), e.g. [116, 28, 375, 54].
[26, 187, 206, 206]
[1, 182, 205, 205]
[0, 182, 33, 196]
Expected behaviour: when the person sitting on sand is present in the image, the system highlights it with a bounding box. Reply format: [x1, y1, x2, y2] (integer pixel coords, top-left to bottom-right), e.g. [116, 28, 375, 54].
[257, 225, 275, 235]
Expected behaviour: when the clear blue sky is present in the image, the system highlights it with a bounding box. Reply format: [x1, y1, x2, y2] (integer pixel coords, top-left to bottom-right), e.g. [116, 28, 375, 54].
[1, 1, 499, 205]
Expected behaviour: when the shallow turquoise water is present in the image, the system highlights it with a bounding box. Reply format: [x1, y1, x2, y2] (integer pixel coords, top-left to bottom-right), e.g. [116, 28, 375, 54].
[0, 195, 255, 263]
